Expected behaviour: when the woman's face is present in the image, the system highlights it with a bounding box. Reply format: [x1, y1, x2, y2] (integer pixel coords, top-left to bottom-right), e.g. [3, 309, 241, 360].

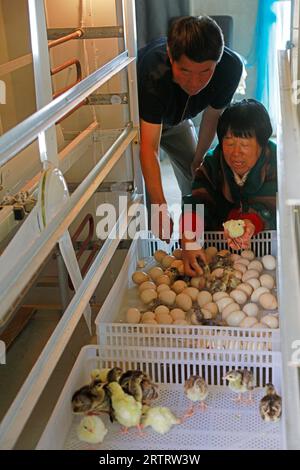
[222, 131, 262, 176]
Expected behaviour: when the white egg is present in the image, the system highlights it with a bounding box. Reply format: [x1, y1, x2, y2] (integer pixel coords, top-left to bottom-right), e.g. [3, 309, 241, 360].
[156, 313, 173, 324]
[190, 277, 206, 289]
[176, 293, 193, 311]
[242, 269, 260, 282]
[260, 273, 275, 289]
[126, 308, 141, 323]
[248, 260, 263, 272]
[261, 314, 279, 329]
[139, 281, 156, 292]
[156, 274, 171, 286]
[241, 250, 255, 260]
[158, 290, 176, 306]
[161, 255, 176, 269]
[216, 297, 234, 312]
[213, 292, 229, 302]
[237, 258, 250, 267]
[239, 316, 258, 328]
[231, 253, 241, 263]
[262, 255, 276, 271]
[250, 286, 270, 303]
[170, 308, 186, 321]
[157, 284, 170, 294]
[230, 289, 248, 305]
[132, 271, 149, 285]
[226, 311, 246, 327]
[203, 302, 218, 318]
[182, 287, 199, 302]
[259, 293, 278, 310]
[222, 302, 240, 320]
[140, 289, 158, 304]
[242, 303, 259, 317]
[236, 283, 253, 297]
[153, 250, 167, 263]
[154, 305, 170, 316]
[172, 248, 183, 259]
[233, 263, 247, 274]
[197, 291, 213, 307]
[246, 278, 261, 290]
[201, 308, 213, 320]
[148, 266, 164, 281]
[172, 280, 187, 294]
[141, 311, 156, 322]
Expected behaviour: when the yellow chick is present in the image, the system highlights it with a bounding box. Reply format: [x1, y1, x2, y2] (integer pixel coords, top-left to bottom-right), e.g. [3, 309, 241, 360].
[223, 368, 255, 403]
[184, 375, 209, 418]
[107, 382, 142, 433]
[90, 367, 122, 383]
[223, 219, 245, 238]
[259, 383, 282, 422]
[76, 415, 108, 444]
[142, 407, 180, 434]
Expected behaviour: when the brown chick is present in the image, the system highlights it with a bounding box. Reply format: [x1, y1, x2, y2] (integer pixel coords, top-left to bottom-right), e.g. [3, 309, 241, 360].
[259, 383, 282, 422]
[183, 375, 208, 418]
[223, 368, 255, 403]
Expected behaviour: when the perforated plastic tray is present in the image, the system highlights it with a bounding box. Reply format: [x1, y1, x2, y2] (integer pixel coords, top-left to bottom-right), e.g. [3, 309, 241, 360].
[37, 346, 285, 450]
[95, 231, 280, 351]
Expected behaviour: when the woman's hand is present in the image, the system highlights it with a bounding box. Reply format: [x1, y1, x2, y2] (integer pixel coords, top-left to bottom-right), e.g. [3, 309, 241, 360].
[224, 218, 255, 250]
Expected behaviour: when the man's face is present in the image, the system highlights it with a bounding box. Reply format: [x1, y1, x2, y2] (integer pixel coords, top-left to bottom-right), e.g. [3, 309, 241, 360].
[222, 132, 262, 176]
[169, 53, 217, 96]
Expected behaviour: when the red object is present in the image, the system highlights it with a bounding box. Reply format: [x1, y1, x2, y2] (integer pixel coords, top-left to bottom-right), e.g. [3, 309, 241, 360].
[227, 209, 265, 235]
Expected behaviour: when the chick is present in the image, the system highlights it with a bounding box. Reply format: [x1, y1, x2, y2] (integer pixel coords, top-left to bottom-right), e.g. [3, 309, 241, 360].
[106, 381, 143, 434]
[223, 368, 255, 403]
[76, 415, 108, 444]
[184, 375, 209, 417]
[142, 406, 180, 434]
[259, 383, 282, 422]
[119, 370, 159, 405]
[90, 367, 123, 383]
[71, 383, 111, 416]
[140, 377, 159, 405]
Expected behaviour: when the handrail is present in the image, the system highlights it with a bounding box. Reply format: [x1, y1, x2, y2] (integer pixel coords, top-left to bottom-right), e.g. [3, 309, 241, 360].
[0, 51, 133, 168]
[0, 194, 142, 450]
[0, 126, 138, 320]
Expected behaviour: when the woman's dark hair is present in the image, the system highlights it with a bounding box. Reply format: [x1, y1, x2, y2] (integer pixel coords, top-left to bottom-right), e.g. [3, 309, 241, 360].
[167, 16, 224, 63]
[217, 99, 273, 147]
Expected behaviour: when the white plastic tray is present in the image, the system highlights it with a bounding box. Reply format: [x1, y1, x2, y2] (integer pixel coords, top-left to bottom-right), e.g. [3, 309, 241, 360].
[37, 345, 285, 450]
[95, 231, 280, 351]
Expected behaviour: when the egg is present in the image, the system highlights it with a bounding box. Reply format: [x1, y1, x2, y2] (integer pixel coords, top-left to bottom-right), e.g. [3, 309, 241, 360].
[139, 281, 156, 292]
[197, 291, 213, 307]
[262, 255, 276, 271]
[218, 249, 230, 256]
[140, 289, 158, 304]
[241, 250, 255, 260]
[226, 311, 246, 327]
[170, 308, 186, 321]
[191, 312, 201, 325]
[205, 246, 218, 261]
[230, 289, 248, 305]
[216, 297, 234, 312]
[176, 293, 193, 311]
[132, 271, 149, 285]
[231, 253, 241, 263]
[157, 284, 170, 294]
[153, 250, 167, 263]
[201, 308, 213, 320]
[161, 255, 176, 269]
[248, 260, 263, 272]
[242, 269, 260, 282]
[154, 305, 170, 316]
[252, 322, 268, 329]
[172, 248, 183, 259]
[239, 316, 258, 328]
[211, 268, 224, 278]
[233, 263, 247, 274]
[237, 258, 250, 267]
[126, 308, 141, 323]
[190, 276, 206, 289]
[250, 286, 270, 303]
[246, 278, 261, 290]
[141, 311, 156, 322]
[236, 282, 253, 297]
[213, 292, 229, 302]
[259, 273, 275, 289]
[158, 290, 176, 306]
[261, 314, 279, 328]
[156, 274, 171, 286]
[148, 266, 164, 281]
[170, 259, 184, 273]
[203, 302, 218, 318]
[242, 303, 259, 317]
[156, 313, 173, 324]
[232, 270, 243, 280]
[172, 280, 187, 294]
[222, 302, 240, 320]
[182, 287, 199, 302]
[173, 319, 189, 325]
[143, 319, 158, 325]
[259, 293, 278, 310]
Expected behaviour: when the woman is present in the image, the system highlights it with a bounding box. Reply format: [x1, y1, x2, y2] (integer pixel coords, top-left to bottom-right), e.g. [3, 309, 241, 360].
[181, 99, 277, 276]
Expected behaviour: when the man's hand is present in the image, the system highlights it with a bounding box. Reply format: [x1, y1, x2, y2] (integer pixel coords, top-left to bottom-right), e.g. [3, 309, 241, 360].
[224, 219, 255, 250]
[182, 247, 206, 277]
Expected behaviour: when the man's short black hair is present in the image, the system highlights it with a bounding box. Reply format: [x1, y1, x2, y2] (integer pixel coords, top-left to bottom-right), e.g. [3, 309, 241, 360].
[217, 99, 273, 147]
[167, 16, 224, 63]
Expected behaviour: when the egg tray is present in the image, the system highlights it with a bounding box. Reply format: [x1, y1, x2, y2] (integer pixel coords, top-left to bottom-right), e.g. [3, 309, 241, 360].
[95, 231, 280, 351]
[37, 346, 284, 450]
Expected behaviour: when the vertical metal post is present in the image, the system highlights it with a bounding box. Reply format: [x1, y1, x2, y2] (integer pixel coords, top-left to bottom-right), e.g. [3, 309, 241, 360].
[28, 0, 58, 167]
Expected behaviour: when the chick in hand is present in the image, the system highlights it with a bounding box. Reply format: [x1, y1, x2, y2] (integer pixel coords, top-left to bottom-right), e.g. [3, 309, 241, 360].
[107, 381, 143, 434]
[259, 383, 282, 422]
[183, 375, 209, 418]
[142, 406, 180, 434]
[223, 368, 255, 403]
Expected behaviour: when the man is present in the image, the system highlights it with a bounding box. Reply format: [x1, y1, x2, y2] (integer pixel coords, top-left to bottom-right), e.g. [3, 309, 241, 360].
[137, 15, 243, 239]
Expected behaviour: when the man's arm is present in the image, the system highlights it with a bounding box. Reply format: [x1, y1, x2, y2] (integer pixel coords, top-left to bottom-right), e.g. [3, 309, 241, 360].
[191, 106, 223, 175]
